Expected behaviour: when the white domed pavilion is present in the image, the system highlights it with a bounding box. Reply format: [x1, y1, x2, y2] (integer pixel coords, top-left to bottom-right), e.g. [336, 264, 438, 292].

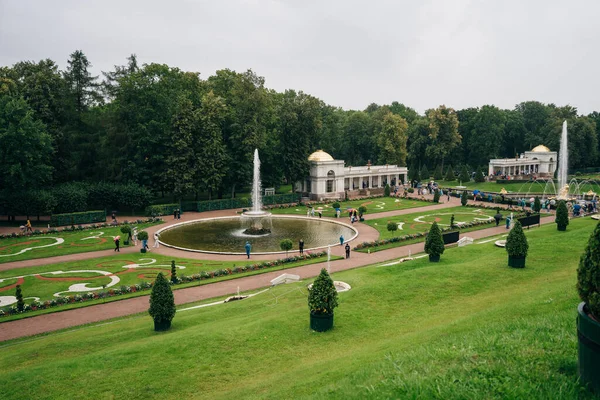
[488, 145, 557, 178]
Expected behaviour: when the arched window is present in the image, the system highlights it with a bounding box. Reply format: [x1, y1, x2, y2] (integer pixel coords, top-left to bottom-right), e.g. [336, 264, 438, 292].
[327, 170, 335, 193]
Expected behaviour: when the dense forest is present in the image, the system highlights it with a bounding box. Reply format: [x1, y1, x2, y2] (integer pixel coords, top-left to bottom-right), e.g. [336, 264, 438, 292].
[1, 50, 599, 215]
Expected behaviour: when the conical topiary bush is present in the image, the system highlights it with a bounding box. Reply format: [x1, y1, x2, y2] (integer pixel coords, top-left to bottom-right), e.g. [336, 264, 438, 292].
[506, 220, 528, 268]
[308, 268, 339, 332]
[425, 221, 444, 262]
[556, 200, 569, 231]
[148, 272, 176, 331]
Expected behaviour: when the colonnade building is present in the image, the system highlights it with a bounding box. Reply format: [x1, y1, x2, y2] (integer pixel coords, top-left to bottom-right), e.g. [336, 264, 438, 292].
[488, 145, 557, 178]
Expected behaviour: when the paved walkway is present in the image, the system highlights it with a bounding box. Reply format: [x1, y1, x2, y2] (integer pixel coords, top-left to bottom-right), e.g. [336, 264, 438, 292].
[0, 196, 545, 342]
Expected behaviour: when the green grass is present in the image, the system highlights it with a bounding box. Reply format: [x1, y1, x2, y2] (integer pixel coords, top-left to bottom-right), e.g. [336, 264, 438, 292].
[0, 222, 161, 263]
[0, 218, 595, 399]
[437, 179, 600, 195]
[0, 252, 339, 321]
[365, 206, 498, 239]
[269, 197, 433, 217]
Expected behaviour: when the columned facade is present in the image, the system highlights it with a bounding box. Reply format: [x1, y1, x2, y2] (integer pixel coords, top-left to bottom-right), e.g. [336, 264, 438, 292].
[488, 145, 557, 179]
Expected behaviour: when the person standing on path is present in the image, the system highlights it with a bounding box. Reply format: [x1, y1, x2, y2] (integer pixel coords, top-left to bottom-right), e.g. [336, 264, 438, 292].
[26, 219, 32, 234]
[345, 243, 350, 258]
[299, 239, 304, 255]
[174, 209, 177, 220]
[114, 236, 120, 252]
[245, 241, 251, 259]
[153, 233, 160, 248]
[447, 192, 450, 202]
[339, 235, 344, 245]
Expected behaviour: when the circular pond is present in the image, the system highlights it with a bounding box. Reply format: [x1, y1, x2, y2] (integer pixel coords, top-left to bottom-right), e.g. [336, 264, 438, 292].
[157, 216, 358, 254]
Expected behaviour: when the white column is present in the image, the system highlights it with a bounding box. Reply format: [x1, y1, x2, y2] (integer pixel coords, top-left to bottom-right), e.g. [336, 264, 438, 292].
[368, 175, 373, 188]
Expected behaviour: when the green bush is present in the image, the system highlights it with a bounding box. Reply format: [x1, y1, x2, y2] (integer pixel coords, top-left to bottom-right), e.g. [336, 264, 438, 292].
[280, 238, 293, 255]
[16, 285, 24, 312]
[171, 260, 178, 284]
[407, 187, 414, 193]
[332, 202, 341, 209]
[146, 203, 179, 217]
[137, 231, 149, 241]
[474, 167, 485, 183]
[424, 221, 444, 257]
[384, 184, 390, 197]
[459, 166, 471, 184]
[506, 220, 528, 257]
[461, 191, 468, 206]
[445, 165, 455, 181]
[148, 272, 176, 331]
[120, 225, 132, 242]
[577, 221, 600, 318]
[420, 165, 430, 180]
[387, 221, 398, 235]
[434, 166, 444, 180]
[308, 268, 338, 315]
[50, 210, 106, 227]
[433, 189, 441, 203]
[556, 200, 569, 231]
[358, 206, 367, 215]
[52, 183, 88, 214]
[533, 196, 541, 213]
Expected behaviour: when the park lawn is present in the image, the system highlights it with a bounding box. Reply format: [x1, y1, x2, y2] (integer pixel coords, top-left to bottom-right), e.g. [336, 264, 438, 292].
[0, 218, 595, 399]
[0, 222, 161, 263]
[269, 197, 433, 217]
[365, 206, 499, 239]
[437, 179, 600, 195]
[0, 252, 340, 321]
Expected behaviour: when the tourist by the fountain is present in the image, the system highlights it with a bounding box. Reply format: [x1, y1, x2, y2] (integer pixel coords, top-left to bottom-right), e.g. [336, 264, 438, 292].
[299, 239, 304, 255]
[153, 233, 160, 248]
[310, 207, 315, 217]
[345, 243, 350, 258]
[505, 216, 511, 230]
[340, 235, 344, 245]
[114, 236, 120, 252]
[245, 241, 251, 259]
[318, 210, 322, 218]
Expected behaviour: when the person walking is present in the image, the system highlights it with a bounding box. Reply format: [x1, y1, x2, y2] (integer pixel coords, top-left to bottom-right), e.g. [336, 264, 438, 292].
[177, 209, 181, 220]
[339, 234, 344, 245]
[174, 209, 177, 220]
[25, 219, 32, 234]
[114, 236, 120, 252]
[299, 239, 304, 255]
[447, 192, 450, 202]
[494, 211, 502, 227]
[345, 243, 350, 259]
[152, 233, 160, 248]
[245, 241, 251, 259]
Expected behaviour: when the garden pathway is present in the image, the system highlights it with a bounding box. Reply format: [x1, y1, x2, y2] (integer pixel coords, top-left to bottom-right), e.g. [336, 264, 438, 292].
[0, 208, 555, 342]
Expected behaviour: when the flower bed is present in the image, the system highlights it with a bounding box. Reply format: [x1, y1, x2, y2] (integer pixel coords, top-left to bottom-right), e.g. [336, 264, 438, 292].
[0, 218, 163, 240]
[0, 251, 327, 317]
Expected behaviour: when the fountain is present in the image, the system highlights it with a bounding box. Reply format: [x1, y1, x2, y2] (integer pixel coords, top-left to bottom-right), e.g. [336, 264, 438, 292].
[557, 120, 569, 199]
[156, 149, 358, 254]
[241, 149, 272, 235]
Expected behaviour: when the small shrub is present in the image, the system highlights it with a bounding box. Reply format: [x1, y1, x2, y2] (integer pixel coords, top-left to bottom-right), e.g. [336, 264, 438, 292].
[331, 202, 341, 209]
[578, 221, 600, 318]
[434, 166, 444, 180]
[424, 222, 444, 258]
[384, 184, 390, 197]
[474, 167, 485, 183]
[556, 200, 569, 231]
[433, 189, 440, 203]
[358, 206, 367, 215]
[506, 221, 528, 257]
[308, 269, 338, 315]
[459, 165, 471, 183]
[407, 187, 414, 193]
[445, 165, 455, 181]
[461, 191, 468, 206]
[387, 221, 398, 235]
[137, 230, 149, 241]
[148, 272, 176, 331]
[15, 285, 24, 312]
[533, 196, 541, 213]
[280, 239, 293, 256]
[171, 260, 178, 283]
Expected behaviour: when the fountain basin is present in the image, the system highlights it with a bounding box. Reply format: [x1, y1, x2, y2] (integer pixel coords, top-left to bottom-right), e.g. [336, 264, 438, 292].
[157, 215, 358, 255]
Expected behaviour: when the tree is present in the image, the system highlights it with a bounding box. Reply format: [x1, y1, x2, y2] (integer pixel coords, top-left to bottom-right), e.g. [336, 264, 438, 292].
[444, 165, 455, 181]
[556, 200, 569, 231]
[515, 101, 551, 149]
[0, 95, 53, 194]
[148, 272, 176, 331]
[15, 284, 24, 312]
[433, 189, 441, 203]
[375, 111, 408, 166]
[120, 225, 132, 243]
[433, 166, 443, 180]
[171, 260, 178, 283]
[467, 105, 506, 167]
[420, 165, 430, 181]
[425, 221, 444, 260]
[407, 117, 430, 167]
[342, 110, 374, 166]
[459, 165, 471, 183]
[387, 221, 398, 236]
[474, 167, 485, 183]
[577, 221, 600, 318]
[461, 190, 468, 206]
[425, 105, 461, 169]
[384, 184, 390, 197]
[279, 239, 293, 256]
[506, 220, 529, 258]
[308, 268, 338, 315]
[533, 197, 541, 213]
[64, 50, 101, 115]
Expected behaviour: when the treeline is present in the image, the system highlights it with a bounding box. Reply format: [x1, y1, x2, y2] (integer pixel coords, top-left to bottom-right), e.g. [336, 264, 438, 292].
[1, 50, 599, 212]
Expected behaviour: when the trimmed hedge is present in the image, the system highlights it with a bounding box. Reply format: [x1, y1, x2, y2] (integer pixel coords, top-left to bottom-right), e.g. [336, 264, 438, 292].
[50, 210, 106, 227]
[147, 204, 180, 217]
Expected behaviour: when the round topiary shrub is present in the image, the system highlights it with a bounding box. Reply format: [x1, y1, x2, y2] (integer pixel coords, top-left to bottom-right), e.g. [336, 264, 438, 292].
[148, 272, 176, 331]
[280, 238, 293, 256]
[137, 230, 149, 241]
[425, 221, 444, 262]
[308, 268, 338, 332]
[120, 225, 132, 244]
[556, 200, 569, 231]
[506, 220, 528, 268]
[387, 221, 398, 235]
[332, 202, 341, 209]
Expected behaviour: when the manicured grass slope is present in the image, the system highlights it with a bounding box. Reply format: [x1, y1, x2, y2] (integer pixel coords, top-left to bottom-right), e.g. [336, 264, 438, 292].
[0, 219, 595, 399]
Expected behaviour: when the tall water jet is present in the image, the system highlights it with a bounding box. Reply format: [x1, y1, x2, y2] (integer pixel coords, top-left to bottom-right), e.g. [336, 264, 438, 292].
[557, 120, 569, 199]
[242, 149, 271, 234]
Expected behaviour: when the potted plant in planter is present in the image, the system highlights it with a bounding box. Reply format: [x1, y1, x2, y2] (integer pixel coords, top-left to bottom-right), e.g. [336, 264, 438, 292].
[577, 221, 600, 390]
[358, 206, 367, 222]
[148, 272, 175, 331]
[556, 200, 569, 231]
[425, 221, 444, 262]
[505, 220, 528, 268]
[308, 268, 338, 332]
[120, 225, 132, 245]
[137, 230, 149, 253]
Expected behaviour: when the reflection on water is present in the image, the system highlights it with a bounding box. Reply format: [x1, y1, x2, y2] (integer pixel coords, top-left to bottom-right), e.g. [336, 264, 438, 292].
[159, 218, 356, 253]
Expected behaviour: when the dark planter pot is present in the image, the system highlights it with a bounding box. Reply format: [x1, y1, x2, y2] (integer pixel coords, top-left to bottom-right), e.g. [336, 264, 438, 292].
[123, 241, 129, 245]
[518, 214, 540, 228]
[140, 248, 147, 254]
[508, 255, 526, 268]
[557, 225, 567, 231]
[429, 254, 440, 262]
[310, 311, 334, 332]
[443, 231, 459, 244]
[578, 302, 600, 391]
[153, 319, 171, 331]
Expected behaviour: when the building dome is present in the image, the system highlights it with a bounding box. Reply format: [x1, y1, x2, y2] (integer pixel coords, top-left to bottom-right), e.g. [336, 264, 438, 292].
[531, 145, 551, 153]
[308, 150, 334, 162]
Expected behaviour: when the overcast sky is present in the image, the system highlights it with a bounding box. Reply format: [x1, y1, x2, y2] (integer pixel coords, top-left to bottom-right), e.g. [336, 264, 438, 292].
[1, 0, 598, 114]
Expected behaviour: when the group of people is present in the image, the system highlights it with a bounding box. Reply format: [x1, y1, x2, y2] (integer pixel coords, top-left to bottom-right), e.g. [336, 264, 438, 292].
[244, 237, 351, 259]
[306, 207, 323, 218]
[173, 209, 181, 220]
